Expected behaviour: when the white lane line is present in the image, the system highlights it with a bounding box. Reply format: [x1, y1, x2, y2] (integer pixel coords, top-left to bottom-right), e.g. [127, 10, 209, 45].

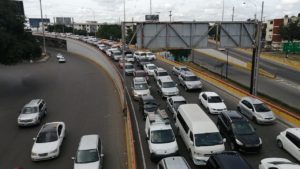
[125, 87, 147, 169]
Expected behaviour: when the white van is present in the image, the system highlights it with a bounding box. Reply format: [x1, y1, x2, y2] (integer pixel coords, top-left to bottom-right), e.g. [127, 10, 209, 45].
[175, 104, 225, 166]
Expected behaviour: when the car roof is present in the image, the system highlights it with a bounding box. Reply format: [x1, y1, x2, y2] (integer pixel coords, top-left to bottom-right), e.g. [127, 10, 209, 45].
[78, 135, 100, 150]
[211, 151, 252, 169]
[242, 97, 263, 104]
[181, 71, 196, 77]
[203, 92, 219, 97]
[161, 156, 190, 169]
[134, 77, 147, 83]
[25, 99, 43, 107]
[159, 76, 173, 82]
[141, 95, 155, 101]
[285, 128, 300, 138]
[156, 68, 167, 72]
[170, 96, 186, 102]
[146, 63, 156, 66]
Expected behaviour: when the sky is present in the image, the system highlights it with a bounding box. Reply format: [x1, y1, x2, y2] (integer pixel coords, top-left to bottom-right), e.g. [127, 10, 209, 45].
[23, 0, 300, 23]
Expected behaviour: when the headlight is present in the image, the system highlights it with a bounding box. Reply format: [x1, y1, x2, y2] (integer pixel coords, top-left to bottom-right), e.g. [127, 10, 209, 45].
[256, 113, 263, 119]
[193, 151, 202, 157]
[31, 152, 37, 156]
[235, 139, 244, 146]
[50, 149, 58, 154]
[259, 138, 262, 145]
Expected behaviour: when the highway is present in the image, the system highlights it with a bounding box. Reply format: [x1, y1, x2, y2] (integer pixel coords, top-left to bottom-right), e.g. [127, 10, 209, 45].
[192, 50, 300, 111]
[0, 48, 127, 169]
[108, 54, 297, 169]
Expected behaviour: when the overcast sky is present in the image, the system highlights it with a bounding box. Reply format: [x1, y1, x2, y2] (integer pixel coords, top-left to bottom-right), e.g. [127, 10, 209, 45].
[23, 0, 300, 23]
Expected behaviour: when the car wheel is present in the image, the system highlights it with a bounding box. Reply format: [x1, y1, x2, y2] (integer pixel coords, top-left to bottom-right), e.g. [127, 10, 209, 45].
[253, 116, 258, 124]
[277, 140, 283, 149]
[237, 106, 241, 113]
[230, 142, 236, 150]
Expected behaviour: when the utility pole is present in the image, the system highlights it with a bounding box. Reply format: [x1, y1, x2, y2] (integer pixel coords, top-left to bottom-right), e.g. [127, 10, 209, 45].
[232, 6, 235, 21]
[72, 17, 75, 34]
[122, 0, 127, 116]
[169, 10, 172, 22]
[150, 0, 152, 15]
[250, 1, 264, 95]
[222, 0, 224, 21]
[39, 0, 46, 55]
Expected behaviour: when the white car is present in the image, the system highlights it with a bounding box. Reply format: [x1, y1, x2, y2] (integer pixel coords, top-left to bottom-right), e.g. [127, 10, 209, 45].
[58, 56, 66, 63]
[157, 77, 179, 98]
[172, 66, 190, 76]
[17, 99, 47, 126]
[31, 122, 66, 161]
[178, 71, 202, 91]
[73, 135, 104, 169]
[277, 128, 300, 161]
[132, 77, 150, 100]
[166, 96, 187, 118]
[145, 52, 156, 60]
[237, 97, 276, 124]
[125, 54, 135, 62]
[199, 92, 227, 114]
[56, 53, 63, 59]
[134, 51, 146, 61]
[259, 158, 300, 169]
[143, 63, 157, 76]
[154, 68, 171, 81]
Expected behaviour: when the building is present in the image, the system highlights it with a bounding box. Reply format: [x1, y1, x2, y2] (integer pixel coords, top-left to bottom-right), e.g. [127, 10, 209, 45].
[29, 18, 50, 28]
[54, 17, 72, 26]
[73, 21, 101, 33]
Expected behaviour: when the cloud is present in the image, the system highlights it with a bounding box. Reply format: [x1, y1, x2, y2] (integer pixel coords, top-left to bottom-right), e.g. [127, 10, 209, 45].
[281, 0, 300, 4]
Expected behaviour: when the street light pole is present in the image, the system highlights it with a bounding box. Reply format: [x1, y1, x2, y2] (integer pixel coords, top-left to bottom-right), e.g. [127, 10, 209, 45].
[122, 0, 127, 116]
[169, 10, 172, 22]
[39, 0, 46, 55]
[222, 0, 224, 21]
[150, 0, 152, 15]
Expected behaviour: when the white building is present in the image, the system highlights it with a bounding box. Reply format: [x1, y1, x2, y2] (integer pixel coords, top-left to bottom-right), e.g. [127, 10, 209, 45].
[73, 21, 101, 33]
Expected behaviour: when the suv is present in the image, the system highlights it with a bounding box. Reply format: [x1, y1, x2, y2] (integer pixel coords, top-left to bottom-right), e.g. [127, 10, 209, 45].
[73, 135, 104, 169]
[132, 77, 150, 100]
[206, 151, 252, 169]
[154, 68, 170, 82]
[178, 71, 202, 91]
[157, 77, 179, 98]
[145, 109, 178, 161]
[158, 156, 191, 169]
[139, 95, 159, 119]
[217, 111, 262, 153]
[17, 99, 47, 126]
[111, 50, 123, 61]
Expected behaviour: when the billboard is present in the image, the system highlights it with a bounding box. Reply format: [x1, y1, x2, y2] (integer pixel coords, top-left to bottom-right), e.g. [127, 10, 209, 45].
[29, 18, 50, 28]
[145, 15, 159, 21]
[55, 17, 72, 25]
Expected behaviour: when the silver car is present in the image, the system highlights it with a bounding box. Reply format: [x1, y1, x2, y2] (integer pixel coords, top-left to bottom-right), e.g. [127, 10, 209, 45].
[237, 97, 276, 124]
[178, 71, 202, 91]
[166, 96, 187, 118]
[157, 77, 179, 98]
[158, 156, 191, 169]
[18, 99, 47, 126]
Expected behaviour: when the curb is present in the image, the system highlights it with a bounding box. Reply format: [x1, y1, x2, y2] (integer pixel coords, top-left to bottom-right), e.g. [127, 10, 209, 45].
[158, 56, 300, 127]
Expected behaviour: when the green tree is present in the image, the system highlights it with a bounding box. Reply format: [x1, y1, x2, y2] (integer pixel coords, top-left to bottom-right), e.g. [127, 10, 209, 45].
[279, 20, 300, 42]
[0, 0, 41, 65]
[126, 26, 137, 44]
[96, 24, 121, 40]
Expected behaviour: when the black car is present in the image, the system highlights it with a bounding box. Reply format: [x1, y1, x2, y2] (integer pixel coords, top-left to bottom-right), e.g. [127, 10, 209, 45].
[137, 58, 150, 68]
[206, 151, 252, 169]
[139, 95, 159, 119]
[217, 111, 262, 153]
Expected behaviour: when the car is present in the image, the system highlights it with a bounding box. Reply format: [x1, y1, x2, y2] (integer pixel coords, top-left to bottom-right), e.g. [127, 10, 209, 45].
[58, 56, 66, 63]
[157, 77, 179, 98]
[118, 58, 125, 68]
[237, 97, 276, 124]
[154, 68, 171, 82]
[217, 111, 262, 153]
[259, 158, 300, 169]
[276, 128, 300, 161]
[31, 122, 66, 161]
[124, 63, 135, 75]
[145, 52, 156, 60]
[206, 151, 252, 169]
[98, 44, 106, 51]
[17, 99, 47, 126]
[133, 70, 149, 82]
[178, 71, 202, 91]
[145, 109, 178, 161]
[125, 51, 135, 62]
[143, 63, 157, 76]
[158, 156, 191, 169]
[132, 77, 150, 100]
[139, 95, 159, 119]
[56, 53, 63, 59]
[134, 51, 146, 60]
[111, 50, 123, 61]
[72, 135, 104, 169]
[105, 48, 118, 57]
[172, 66, 190, 76]
[166, 96, 187, 118]
[199, 92, 227, 114]
[137, 57, 150, 68]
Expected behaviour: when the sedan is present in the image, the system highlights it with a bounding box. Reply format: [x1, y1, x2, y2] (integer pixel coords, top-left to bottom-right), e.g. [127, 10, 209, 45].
[172, 66, 190, 76]
[31, 122, 66, 161]
[237, 97, 276, 124]
[199, 92, 227, 114]
[143, 63, 157, 76]
[259, 158, 300, 169]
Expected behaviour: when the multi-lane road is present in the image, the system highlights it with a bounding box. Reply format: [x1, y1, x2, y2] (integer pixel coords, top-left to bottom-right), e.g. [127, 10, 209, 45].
[0, 48, 126, 169]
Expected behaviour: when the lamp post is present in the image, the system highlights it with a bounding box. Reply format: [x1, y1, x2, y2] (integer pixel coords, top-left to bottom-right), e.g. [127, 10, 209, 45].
[39, 0, 46, 55]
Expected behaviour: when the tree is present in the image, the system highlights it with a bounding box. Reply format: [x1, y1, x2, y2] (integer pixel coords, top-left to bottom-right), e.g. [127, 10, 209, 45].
[279, 20, 300, 42]
[126, 26, 137, 44]
[96, 24, 121, 40]
[0, 0, 41, 65]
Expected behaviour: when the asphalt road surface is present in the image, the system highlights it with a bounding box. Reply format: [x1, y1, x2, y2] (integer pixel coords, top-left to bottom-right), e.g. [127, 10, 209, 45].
[0, 48, 126, 169]
[107, 55, 297, 169]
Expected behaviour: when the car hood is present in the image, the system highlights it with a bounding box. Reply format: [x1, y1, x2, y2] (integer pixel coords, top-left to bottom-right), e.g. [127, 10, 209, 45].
[150, 140, 178, 154]
[74, 161, 100, 169]
[258, 111, 275, 119]
[236, 134, 260, 145]
[185, 81, 201, 86]
[162, 87, 178, 93]
[125, 68, 135, 72]
[32, 140, 59, 154]
[134, 89, 150, 95]
[207, 102, 226, 109]
[18, 113, 39, 120]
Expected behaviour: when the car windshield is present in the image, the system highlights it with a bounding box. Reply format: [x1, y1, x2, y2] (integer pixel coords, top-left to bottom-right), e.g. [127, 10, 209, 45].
[125, 65, 134, 69]
[126, 55, 133, 58]
[76, 149, 99, 163]
[232, 122, 255, 135]
[114, 51, 122, 55]
[22, 107, 38, 114]
[181, 67, 189, 71]
[148, 66, 156, 70]
[134, 83, 148, 90]
[194, 132, 223, 146]
[158, 72, 168, 76]
[141, 53, 146, 56]
[140, 58, 148, 62]
[173, 101, 187, 110]
[253, 103, 271, 112]
[36, 131, 58, 143]
[136, 72, 146, 77]
[151, 129, 175, 143]
[162, 82, 176, 88]
[144, 100, 158, 109]
[185, 76, 199, 81]
[208, 96, 222, 103]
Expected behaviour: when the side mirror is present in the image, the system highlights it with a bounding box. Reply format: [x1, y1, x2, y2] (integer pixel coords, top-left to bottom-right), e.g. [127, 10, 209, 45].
[189, 140, 194, 146]
[71, 157, 75, 160]
[100, 154, 104, 158]
[223, 138, 226, 143]
[33, 137, 36, 141]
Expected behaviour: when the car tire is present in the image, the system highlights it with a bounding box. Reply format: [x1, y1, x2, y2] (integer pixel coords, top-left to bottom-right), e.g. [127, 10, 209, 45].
[277, 140, 283, 149]
[237, 106, 241, 113]
[253, 116, 258, 124]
